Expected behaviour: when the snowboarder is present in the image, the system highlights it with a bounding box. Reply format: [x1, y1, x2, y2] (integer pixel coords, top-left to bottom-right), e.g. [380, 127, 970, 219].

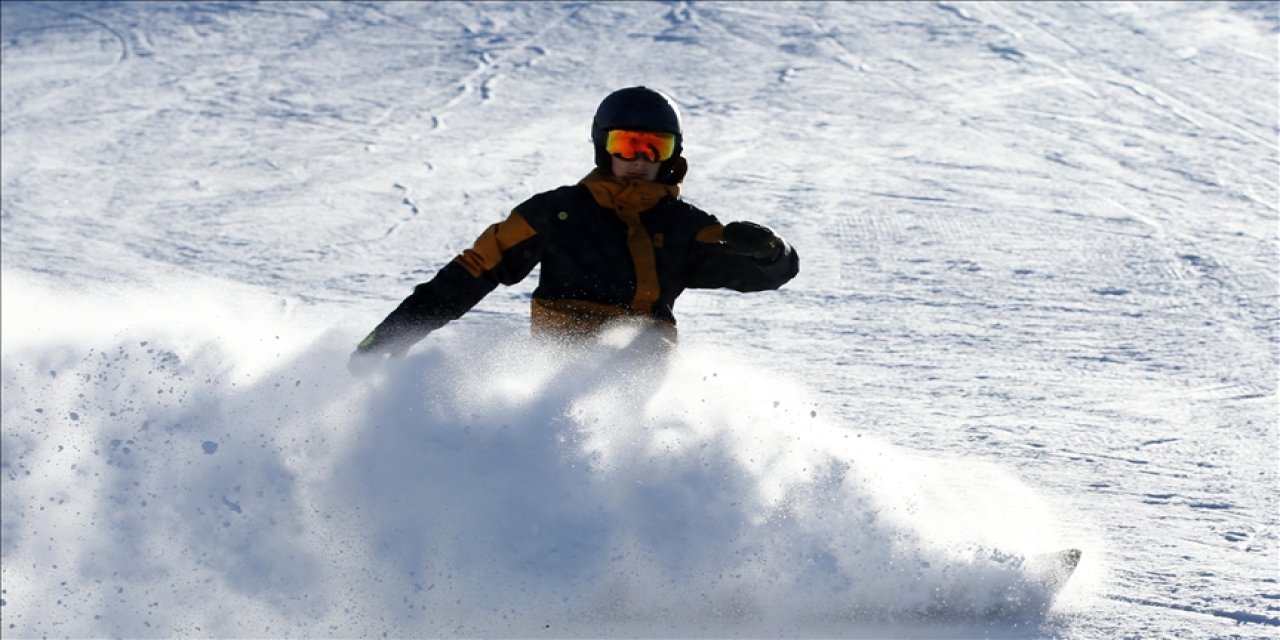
[349, 86, 799, 373]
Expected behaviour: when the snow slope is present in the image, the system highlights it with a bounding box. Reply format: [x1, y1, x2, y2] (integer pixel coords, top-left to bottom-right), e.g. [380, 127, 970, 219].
[2, 1, 1277, 637]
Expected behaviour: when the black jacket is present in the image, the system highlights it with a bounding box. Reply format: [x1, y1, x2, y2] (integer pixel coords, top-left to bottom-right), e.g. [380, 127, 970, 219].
[369, 170, 799, 346]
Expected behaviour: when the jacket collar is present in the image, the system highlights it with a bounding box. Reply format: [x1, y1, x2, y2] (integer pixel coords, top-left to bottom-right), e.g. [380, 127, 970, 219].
[579, 169, 680, 215]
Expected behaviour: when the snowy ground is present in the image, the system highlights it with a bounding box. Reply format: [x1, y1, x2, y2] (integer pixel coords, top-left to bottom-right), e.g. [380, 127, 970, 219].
[2, 1, 1277, 638]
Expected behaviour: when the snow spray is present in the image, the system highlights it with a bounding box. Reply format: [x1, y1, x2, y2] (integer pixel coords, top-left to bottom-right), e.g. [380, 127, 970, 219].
[1, 273, 1084, 638]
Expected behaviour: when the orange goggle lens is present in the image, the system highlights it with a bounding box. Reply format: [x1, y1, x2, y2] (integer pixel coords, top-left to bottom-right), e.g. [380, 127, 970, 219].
[605, 129, 677, 162]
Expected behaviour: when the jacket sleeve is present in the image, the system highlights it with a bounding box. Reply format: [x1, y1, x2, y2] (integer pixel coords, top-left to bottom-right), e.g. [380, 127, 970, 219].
[370, 209, 543, 346]
[685, 222, 800, 292]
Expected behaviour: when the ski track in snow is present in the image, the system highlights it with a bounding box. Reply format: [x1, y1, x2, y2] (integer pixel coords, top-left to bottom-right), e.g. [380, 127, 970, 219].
[2, 1, 1277, 638]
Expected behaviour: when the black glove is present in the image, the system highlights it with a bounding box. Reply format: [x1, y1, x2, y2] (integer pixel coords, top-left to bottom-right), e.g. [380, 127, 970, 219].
[722, 221, 785, 262]
[347, 327, 411, 377]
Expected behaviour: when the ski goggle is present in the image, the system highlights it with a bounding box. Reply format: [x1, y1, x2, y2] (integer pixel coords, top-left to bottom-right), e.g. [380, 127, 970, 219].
[605, 129, 677, 162]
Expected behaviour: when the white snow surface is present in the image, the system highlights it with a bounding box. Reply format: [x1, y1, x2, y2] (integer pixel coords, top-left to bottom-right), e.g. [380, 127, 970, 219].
[1, 1, 1277, 638]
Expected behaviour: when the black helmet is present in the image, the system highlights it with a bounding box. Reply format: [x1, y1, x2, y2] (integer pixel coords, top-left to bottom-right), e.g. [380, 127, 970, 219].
[591, 86, 684, 183]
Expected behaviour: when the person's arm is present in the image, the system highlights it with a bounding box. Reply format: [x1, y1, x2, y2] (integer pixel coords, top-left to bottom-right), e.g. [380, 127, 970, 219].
[686, 221, 799, 292]
[353, 262, 498, 358]
[350, 209, 542, 369]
